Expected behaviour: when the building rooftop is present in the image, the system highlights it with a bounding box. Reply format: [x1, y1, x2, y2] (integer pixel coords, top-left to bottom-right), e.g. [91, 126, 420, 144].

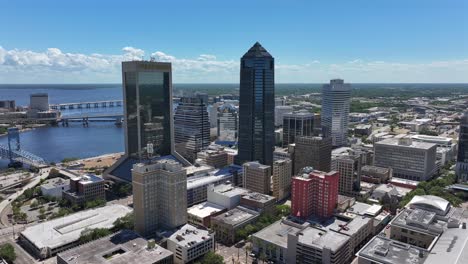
[187, 171, 233, 190]
[392, 208, 444, 237]
[242, 42, 272, 58]
[424, 221, 468, 264]
[407, 195, 450, 215]
[133, 158, 185, 174]
[211, 183, 249, 198]
[376, 138, 436, 150]
[212, 206, 259, 227]
[362, 165, 391, 175]
[71, 174, 103, 185]
[298, 226, 349, 252]
[57, 230, 173, 264]
[411, 134, 452, 146]
[241, 192, 276, 204]
[243, 161, 270, 170]
[40, 178, 70, 190]
[167, 224, 213, 248]
[187, 202, 226, 218]
[20, 204, 132, 251]
[252, 220, 305, 248]
[358, 236, 428, 264]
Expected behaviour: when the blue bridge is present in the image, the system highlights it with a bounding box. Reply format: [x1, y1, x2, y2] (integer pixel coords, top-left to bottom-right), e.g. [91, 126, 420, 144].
[0, 128, 46, 167]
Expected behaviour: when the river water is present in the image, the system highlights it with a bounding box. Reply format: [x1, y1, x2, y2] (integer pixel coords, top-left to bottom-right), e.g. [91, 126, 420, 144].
[0, 84, 125, 166]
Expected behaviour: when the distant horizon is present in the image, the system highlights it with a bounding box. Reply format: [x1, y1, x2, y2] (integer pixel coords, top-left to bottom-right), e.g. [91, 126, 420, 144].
[2, 82, 468, 85]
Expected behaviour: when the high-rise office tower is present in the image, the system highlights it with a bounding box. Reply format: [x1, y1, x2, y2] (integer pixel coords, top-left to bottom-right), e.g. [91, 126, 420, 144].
[291, 170, 339, 219]
[106, 61, 181, 182]
[456, 112, 468, 182]
[123, 61, 173, 160]
[243, 161, 272, 195]
[282, 112, 318, 147]
[272, 159, 292, 201]
[174, 97, 210, 163]
[321, 79, 351, 147]
[132, 159, 187, 236]
[217, 104, 238, 142]
[294, 136, 332, 174]
[237, 42, 275, 167]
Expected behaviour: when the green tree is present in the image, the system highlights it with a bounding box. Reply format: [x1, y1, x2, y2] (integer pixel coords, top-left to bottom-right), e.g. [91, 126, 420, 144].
[0, 243, 16, 264]
[48, 168, 61, 178]
[199, 251, 224, 264]
[79, 228, 112, 243]
[113, 213, 134, 231]
[38, 208, 46, 220]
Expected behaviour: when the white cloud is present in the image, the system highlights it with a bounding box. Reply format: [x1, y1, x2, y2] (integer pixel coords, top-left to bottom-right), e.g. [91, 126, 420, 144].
[0, 45, 467, 83]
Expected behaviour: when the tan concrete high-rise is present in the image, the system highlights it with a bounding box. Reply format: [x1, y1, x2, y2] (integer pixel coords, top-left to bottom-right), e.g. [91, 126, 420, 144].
[294, 136, 332, 174]
[132, 158, 187, 236]
[243, 161, 271, 195]
[272, 159, 292, 201]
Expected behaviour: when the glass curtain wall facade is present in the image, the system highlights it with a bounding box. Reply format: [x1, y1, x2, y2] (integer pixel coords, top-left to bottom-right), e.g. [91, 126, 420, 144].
[457, 112, 468, 182]
[321, 79, 351, 147]
[237, 42, 275, 167]
[123, 61, 172, 161]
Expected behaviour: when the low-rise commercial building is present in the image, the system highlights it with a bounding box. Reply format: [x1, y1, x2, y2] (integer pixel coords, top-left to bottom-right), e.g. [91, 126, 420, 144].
[207, 183, 249, 210]
[57, 230, 173, 264]
[187, 202, 227, 228]
[166, 224, 215, 264]
[40, 178, 70, 199]
[186, 168, 234, 207]
[211, 206, 259, 245]
[197, 147, 229, 169]
[355, 124, 372, 136]
[240, 192, 276, 213]
[20, 204, 131, 259]
[357, 195, 468, 264]
[62, 174, 105, 205]
[361, 165, 392, 184]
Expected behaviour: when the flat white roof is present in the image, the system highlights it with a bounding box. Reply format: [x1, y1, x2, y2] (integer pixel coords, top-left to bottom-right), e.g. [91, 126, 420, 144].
[21, 204, 131, 251]
[187, 202, 226, 218]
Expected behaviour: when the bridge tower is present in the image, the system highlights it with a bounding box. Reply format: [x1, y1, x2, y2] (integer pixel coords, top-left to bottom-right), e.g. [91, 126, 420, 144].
[7, 127, 21, 166]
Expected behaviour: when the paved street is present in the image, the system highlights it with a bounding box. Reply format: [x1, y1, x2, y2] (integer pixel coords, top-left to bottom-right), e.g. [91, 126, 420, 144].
[0, 167, 51, 227]
[216, 241, 256, 264]
[0, 234, 37, 264]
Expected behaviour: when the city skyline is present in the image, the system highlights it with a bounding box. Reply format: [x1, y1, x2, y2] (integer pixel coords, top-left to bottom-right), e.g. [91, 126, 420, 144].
[1, 1, 467, 83]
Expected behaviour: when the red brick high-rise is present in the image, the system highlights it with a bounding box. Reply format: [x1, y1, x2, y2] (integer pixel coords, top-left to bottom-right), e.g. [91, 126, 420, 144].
[291, 170, 339, 219]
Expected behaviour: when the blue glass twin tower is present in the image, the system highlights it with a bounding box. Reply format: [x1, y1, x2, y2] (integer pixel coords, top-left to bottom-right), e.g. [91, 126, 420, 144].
[236, 42, 275, 167]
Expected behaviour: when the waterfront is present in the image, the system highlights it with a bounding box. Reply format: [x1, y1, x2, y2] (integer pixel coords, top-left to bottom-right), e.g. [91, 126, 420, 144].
[0, 123, 124, 166]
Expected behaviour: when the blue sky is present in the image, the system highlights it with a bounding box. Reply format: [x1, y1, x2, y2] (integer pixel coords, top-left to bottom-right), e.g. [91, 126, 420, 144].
[1, 0, 467, 83]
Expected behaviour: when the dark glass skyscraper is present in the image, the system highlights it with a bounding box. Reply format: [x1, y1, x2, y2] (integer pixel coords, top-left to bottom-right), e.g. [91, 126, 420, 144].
[122, 61, 173, 160]
[236, 42, 275, 167]
[174, 97, 210, 163]
[456, 112, 468, 182]
[107, 61, 177, 182]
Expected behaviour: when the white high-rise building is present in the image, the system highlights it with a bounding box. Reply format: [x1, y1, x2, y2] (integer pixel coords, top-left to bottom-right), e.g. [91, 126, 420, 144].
[321, 79, 351, 147]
